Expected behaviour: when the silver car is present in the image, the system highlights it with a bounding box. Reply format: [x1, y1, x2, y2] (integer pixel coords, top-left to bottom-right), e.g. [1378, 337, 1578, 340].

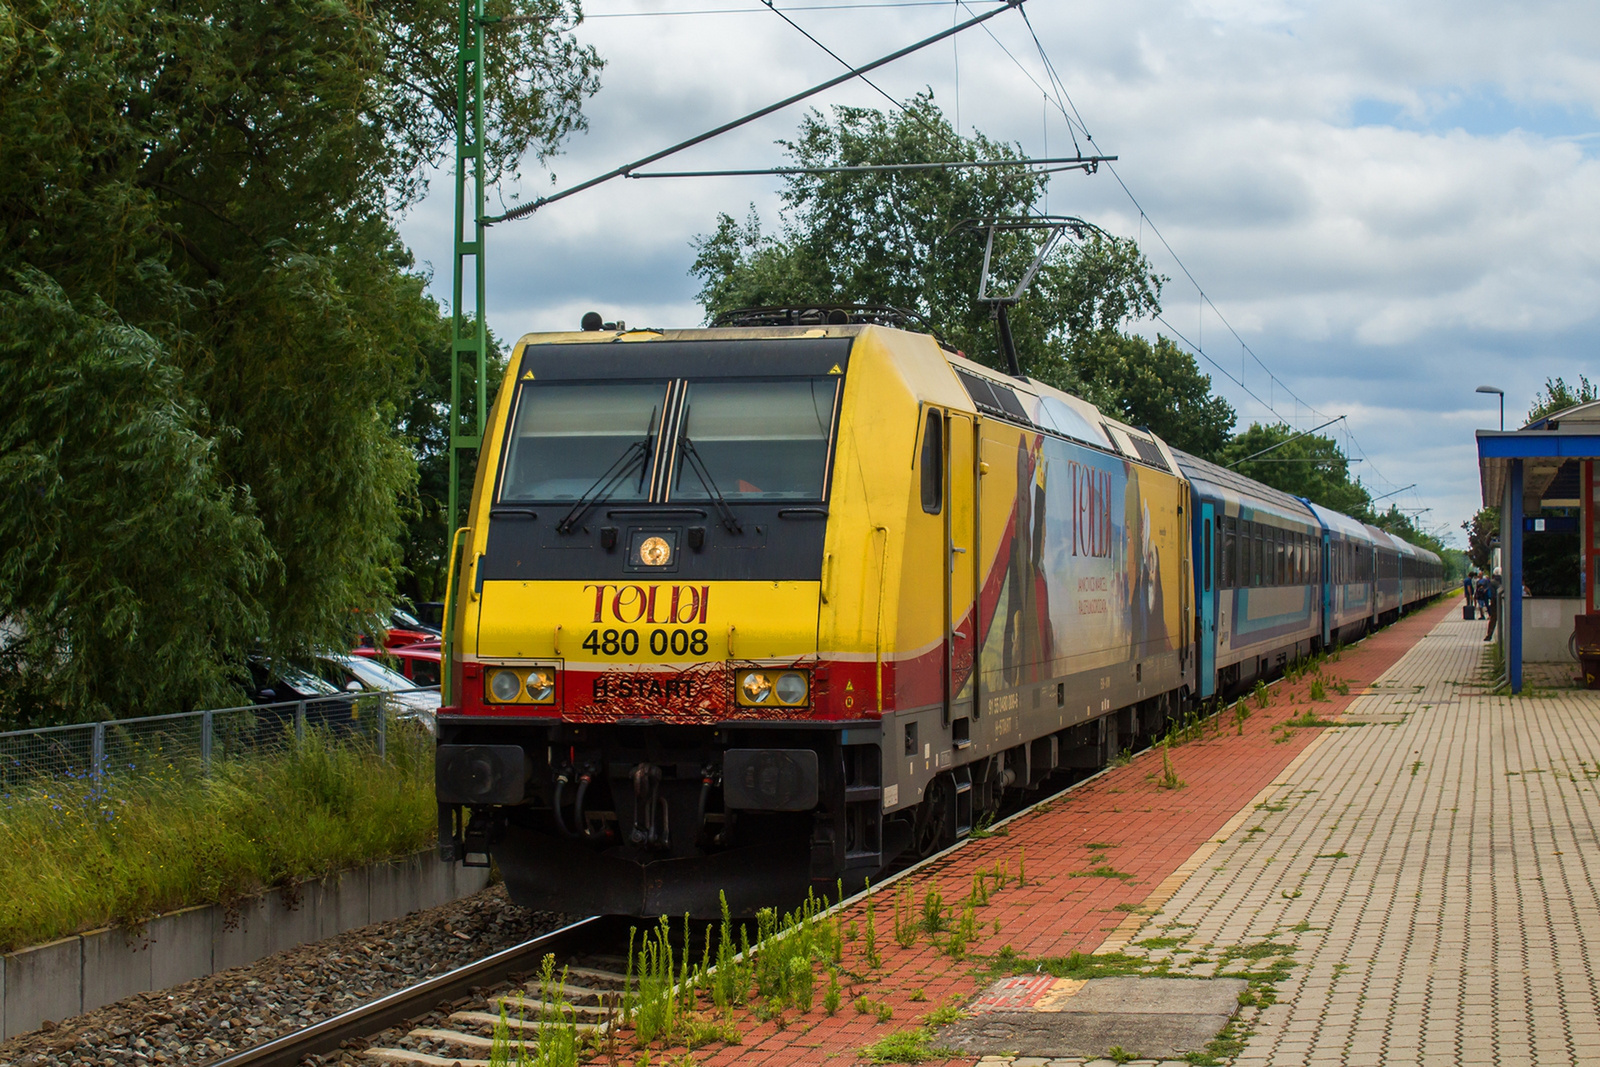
[317, 651, 440, 736]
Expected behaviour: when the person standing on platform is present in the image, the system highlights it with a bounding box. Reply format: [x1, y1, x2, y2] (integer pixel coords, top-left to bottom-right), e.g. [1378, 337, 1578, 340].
[1463, 570, 1477, 619]
[1484, 570, 1502, 642]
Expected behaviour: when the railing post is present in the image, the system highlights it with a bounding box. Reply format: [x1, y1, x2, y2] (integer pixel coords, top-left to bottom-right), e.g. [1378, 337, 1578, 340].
[91, 722, 105, 779]
[201, 710, 213, 774]
[295, 701, 306, 745]
[377, 696, 388, 759]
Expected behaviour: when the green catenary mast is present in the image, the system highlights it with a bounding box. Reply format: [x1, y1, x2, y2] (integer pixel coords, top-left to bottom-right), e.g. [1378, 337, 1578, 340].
[445, 0, 488, 705]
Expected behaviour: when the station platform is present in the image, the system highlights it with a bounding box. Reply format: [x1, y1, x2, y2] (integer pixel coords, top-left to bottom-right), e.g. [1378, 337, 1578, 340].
[678, 596, 1600, 1066]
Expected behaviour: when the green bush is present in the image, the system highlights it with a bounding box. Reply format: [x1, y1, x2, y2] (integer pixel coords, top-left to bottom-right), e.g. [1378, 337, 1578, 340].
[0, 725, 435, 950]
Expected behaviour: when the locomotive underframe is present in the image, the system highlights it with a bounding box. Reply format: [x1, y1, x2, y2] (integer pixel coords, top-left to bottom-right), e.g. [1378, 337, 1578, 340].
[436, 679, 1184, 917]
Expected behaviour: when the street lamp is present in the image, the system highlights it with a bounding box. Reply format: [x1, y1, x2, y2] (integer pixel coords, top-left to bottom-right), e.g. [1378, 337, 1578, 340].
[1476, 385, 1504, 431]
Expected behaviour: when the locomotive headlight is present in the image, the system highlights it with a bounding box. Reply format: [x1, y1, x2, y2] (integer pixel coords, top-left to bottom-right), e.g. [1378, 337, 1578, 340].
[525, 668, 555, 703]
[488, 669, 523, 703]
[739, 671, 773, 704]
[774, 671, 809, 705]
[638, 535, 672, 567]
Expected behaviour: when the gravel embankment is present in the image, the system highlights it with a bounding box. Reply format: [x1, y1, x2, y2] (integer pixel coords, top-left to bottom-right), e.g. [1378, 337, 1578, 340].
[0, 883, 563, 1067]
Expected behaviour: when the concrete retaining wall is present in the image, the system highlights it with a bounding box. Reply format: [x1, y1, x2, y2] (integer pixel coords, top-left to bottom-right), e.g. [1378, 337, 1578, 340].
[0, 851, 490, 1040]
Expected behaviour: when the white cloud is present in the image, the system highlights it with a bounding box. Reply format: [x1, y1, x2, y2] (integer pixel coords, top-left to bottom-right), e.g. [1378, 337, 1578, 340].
[395, 0, 1600, 546]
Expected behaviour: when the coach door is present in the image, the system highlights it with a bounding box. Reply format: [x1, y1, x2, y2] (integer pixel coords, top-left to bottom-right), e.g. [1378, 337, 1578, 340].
[946, 412, 979, 726]
[1198, 502, 1217, 698]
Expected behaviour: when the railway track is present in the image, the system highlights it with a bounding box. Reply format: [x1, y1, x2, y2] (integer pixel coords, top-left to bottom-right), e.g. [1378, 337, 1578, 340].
[205, 752, 1136, 1067]
[207, 914, 628, 1067]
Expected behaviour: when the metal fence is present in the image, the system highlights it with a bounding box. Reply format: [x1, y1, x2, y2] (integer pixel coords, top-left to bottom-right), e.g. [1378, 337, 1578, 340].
[0, 689, 438, 791]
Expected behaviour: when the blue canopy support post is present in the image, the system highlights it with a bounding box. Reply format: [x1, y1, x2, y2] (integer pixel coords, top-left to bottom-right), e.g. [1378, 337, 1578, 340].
[1507, 458, 1523, 693]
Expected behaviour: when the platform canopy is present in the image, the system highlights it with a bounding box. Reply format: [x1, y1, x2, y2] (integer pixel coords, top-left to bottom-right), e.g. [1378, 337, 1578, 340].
[1475, 399, 1600, 692]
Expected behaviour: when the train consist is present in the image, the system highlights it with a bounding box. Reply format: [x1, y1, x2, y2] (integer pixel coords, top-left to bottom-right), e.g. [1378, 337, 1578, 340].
[434, 317, 1443, 917]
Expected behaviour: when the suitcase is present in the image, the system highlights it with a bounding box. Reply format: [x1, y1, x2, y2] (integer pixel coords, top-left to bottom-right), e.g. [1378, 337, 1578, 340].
[1462, 604, 1476, 620]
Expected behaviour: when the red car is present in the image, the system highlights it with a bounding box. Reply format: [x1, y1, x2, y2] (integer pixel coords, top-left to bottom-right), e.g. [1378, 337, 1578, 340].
[352, 642, 441, 688]
[356, 606, 442, 650]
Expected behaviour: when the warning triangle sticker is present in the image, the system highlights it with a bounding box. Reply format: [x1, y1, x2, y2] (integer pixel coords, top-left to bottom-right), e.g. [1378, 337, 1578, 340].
[521, 370, 535, 380]
[828, 364, 843, 375]
[845, 680, 854, 691]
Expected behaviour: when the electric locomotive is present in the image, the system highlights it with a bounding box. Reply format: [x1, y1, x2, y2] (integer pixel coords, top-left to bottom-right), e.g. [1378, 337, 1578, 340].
[434, 315, 1196, 916]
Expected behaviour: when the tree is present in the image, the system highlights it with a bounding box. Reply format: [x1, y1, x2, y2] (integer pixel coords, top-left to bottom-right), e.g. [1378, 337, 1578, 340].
[1527, 375, 1598, 424]
[1368, 505, 1446, 558]
[1067, 334, 1237, 459]
[396, 319, 508, 606]
[1220, 424, 1372, 517]
[689, 94, 1235, 454]
[0, 0, 600, 723]
[1463, 507, 1498, 573]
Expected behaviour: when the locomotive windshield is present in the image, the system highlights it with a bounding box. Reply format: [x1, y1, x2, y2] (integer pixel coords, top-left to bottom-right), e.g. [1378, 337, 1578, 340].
[671, 378, 838, 501]
[499, 381, 667, 501]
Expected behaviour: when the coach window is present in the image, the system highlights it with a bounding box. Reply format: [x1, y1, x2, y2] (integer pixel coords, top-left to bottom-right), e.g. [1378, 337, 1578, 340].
[1252, 523, 1264, 587]
[920, 410, 943, 514]
[499, 380, 667, 501]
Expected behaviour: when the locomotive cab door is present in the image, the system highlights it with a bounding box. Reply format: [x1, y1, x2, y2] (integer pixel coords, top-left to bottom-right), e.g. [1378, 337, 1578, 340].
[945, 412, 979, 726]
[1198, 501, 1216, 698]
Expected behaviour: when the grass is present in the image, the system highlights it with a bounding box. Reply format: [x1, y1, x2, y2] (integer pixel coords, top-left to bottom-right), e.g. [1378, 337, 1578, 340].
[0, 724, 435, 951]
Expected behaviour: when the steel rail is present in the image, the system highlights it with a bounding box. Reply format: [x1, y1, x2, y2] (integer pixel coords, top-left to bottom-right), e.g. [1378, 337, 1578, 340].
[205, 914, 613, 1067]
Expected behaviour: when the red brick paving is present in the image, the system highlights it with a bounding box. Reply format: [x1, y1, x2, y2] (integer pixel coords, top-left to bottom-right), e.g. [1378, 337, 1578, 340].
[623, 598, 1461, 1067]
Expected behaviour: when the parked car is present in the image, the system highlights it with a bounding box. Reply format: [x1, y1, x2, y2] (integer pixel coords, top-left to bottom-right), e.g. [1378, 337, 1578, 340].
[245, 659, 360, 736]
[351, 642, 441, 688]
[316, 651, 439, 735]
[356, 604, 442, 650]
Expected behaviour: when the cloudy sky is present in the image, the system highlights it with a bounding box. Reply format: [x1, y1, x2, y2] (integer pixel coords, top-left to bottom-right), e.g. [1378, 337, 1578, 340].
[395, 0, 1600, 547]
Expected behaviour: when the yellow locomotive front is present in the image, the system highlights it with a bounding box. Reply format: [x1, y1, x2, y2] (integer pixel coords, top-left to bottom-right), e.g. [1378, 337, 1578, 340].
[437, 324, 921, 916]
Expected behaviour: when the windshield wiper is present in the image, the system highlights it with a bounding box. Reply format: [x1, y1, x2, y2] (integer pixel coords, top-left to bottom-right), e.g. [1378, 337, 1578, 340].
[557, 440, 650, 534]
[678, 437, 742, 534]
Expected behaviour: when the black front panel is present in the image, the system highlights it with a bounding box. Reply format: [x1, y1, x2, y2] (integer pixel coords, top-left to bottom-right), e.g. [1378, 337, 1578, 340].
[483, 337, 849, 583]
[480, 507, 828, 581]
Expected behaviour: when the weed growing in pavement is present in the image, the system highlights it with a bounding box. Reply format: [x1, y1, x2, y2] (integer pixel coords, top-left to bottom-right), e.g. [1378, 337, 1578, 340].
[1157, 740, 1185, 789]
[1110, 745, 1135, 767]
[1070, 865, 1135, 881]
[711, 893, 753, 1010]
[920, 883, 945, 934]
[1308, 676, 1327, 701]
[1112, 902, 1151, 913]
[1107, 1046, 1135, 1064]
[752, 890, 840, 1013]
[1333, 679, 1350, 695]
[922, 999, 968, 1027]
[683, 1013, 741, 1049]
[908, 987, 927, 1002]
[1233, 699, 1251, 735]
[859, 1026, 954, 1063]
[967, 810, 1007, 838]
[1285, 709, 1344, 728]
[823, 968, 841, 1014]
[862, 882, 882, 968]
[1411, 760, 1424, 776]
[855, 995, 894, 1021]
[1018, 844, 1027, 886]
[892, 884, 917, 948]
[1253, 680, 1271, 708]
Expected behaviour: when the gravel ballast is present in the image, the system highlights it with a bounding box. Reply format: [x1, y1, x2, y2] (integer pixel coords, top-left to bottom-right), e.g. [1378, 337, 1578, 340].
[0, 883, 563, 1067]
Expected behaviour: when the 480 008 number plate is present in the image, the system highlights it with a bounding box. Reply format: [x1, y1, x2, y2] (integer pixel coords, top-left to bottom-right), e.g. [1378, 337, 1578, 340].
[580, 627, 709, 657]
